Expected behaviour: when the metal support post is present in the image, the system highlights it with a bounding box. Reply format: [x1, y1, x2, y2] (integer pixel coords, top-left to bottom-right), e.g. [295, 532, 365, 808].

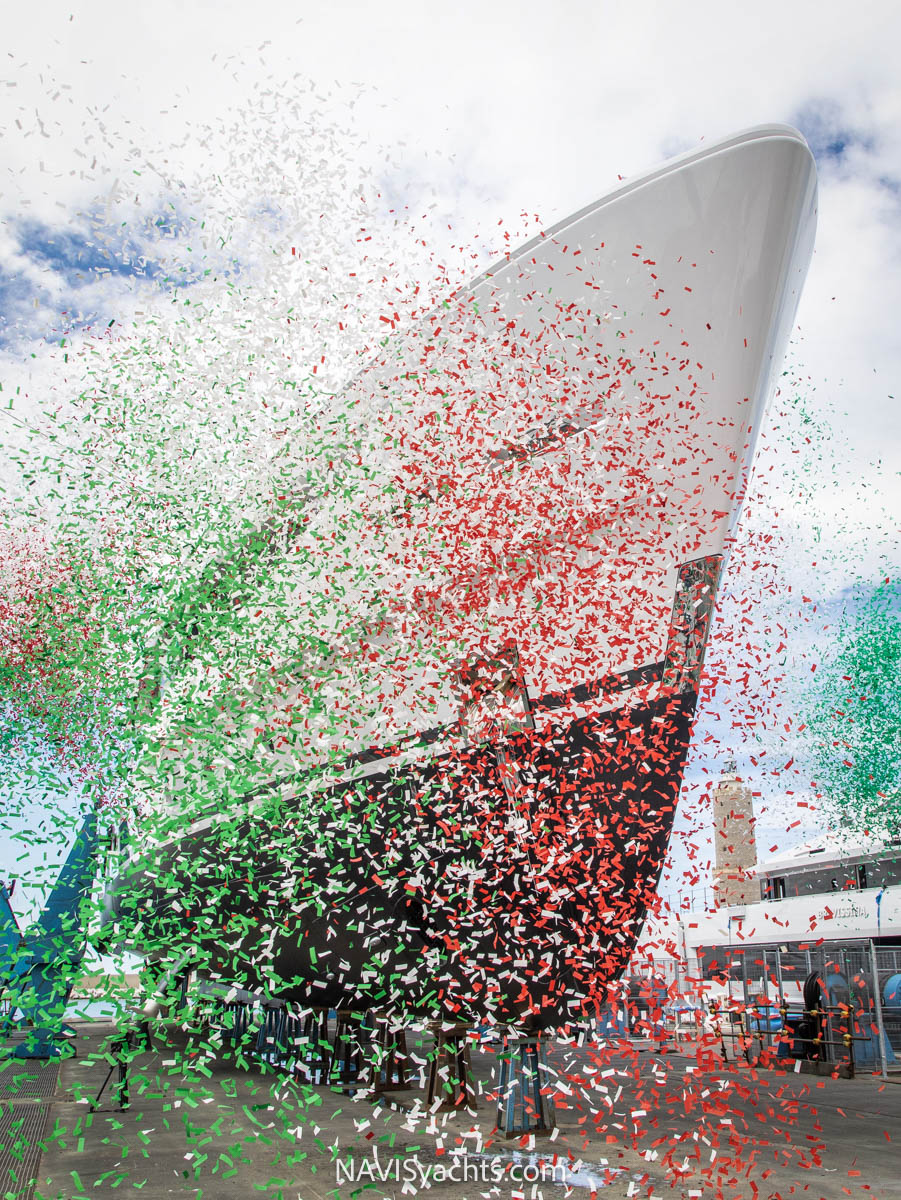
[740, 955, 753, 1063]
[773, 949, 787, 1059]
[869, 939, 889, 1081]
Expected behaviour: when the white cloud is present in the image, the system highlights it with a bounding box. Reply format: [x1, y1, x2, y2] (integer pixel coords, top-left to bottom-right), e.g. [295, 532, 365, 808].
[2, 0, 899, 865]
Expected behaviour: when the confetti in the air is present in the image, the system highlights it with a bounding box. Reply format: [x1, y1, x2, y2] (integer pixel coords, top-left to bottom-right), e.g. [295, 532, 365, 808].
[1, 55, 898, 1200]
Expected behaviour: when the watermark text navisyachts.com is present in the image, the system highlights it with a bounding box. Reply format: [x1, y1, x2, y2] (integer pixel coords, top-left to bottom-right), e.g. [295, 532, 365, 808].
[335, 1152, 570, 1187]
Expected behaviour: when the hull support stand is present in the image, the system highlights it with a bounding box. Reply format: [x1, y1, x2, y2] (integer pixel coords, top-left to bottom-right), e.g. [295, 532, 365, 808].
[426, 1022, 475, 1111]
[371, 1016, 411, 1094]
[495, 1035, 555, 1138]
[295, 1007, 332, 1085]
[329, 1009, 369, 1093]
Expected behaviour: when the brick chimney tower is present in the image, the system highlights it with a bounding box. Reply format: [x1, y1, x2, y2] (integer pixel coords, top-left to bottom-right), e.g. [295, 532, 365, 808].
[713, 760, 759, 907]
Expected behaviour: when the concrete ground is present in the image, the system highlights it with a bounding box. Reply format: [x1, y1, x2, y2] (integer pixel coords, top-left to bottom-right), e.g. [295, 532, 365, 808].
[2, 1023, 900, 1200]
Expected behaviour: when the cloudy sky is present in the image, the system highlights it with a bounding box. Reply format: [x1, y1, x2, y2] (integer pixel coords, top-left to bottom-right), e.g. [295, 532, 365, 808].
[4, 1, 899, 486]
[2, 0, 900, 906]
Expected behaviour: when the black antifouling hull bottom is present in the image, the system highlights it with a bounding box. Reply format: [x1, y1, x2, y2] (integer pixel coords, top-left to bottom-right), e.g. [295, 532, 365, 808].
[104, 687, 695, 1029]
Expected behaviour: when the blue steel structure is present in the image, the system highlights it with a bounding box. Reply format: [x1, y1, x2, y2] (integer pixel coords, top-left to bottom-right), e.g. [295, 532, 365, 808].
[1, 812, 99, 1058]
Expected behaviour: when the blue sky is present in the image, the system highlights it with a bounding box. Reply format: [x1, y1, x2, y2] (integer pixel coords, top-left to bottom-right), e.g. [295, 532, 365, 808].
[0, 202, 232, 350]
[1, 0, 900, 916]
[0, 215, 156, 348]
